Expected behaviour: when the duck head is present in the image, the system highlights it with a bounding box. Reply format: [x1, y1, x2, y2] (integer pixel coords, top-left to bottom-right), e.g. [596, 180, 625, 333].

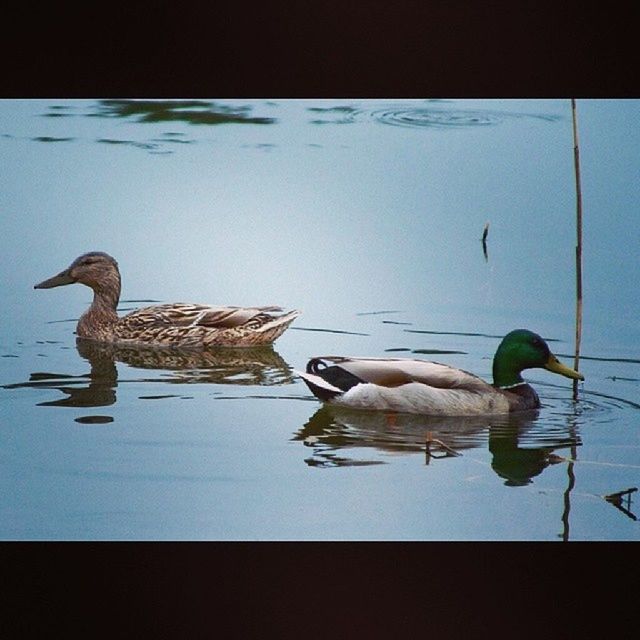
[34, 252, 121, 302]
[493, 329, 584, 389]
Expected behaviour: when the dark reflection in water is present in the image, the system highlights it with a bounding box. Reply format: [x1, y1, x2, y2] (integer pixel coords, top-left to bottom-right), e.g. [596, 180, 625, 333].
[150, 133, 193, 144]
[482, 224, 489, 262]
[383, 347, 466, 355]
[412, 348, 467, 355]
[294, 405, 581, 485]
[3, 339, 295, 416]
[41, 105, 73, 117]
[404, 328, 563, 344]
[31, 101, 277, 154]
[558, 353, 640, 365]
[96, 138, 158, 151]
[488, 421, 577, 487]
[81, 340, 295, 386]
[291, 326, 369, 337]
[86, 100, 277, 126]
[356, 310, 402, 316]
[295, 405, 489, 455]
[7, 349, 119, 409]
[32, 136, 75, 143]
[75, 416, 114, 424]
[404, 329, 504, 339]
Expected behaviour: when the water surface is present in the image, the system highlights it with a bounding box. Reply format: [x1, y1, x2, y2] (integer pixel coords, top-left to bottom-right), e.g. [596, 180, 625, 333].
[1, 98, 638, 540]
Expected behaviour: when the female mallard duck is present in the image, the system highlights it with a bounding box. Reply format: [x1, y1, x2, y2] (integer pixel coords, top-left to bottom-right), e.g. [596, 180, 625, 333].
[297, 329, 584, 415]
[34, 252, 300, 347]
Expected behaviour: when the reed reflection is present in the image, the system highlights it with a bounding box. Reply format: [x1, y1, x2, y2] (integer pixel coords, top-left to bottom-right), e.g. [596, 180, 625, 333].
[294, 405, 581, 484]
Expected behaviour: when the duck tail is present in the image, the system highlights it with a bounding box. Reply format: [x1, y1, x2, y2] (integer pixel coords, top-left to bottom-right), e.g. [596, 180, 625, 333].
[295, 368, 344, 401]
[254, 309, 301, 342]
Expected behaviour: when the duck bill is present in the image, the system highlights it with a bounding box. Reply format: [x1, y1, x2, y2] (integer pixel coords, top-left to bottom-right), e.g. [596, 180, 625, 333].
[544, 354, 584, 381]
[34, 269, 76, 289]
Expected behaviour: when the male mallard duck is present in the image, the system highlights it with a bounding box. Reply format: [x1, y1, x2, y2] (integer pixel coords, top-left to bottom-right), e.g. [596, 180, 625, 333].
[34, 252, 300, 347]
[297, 329, 584, 415]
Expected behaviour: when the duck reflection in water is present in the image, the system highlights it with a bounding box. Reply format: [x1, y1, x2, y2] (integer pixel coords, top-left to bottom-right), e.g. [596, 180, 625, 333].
[294, 405, 581, 485]
[488, 421, 579, 486]
[75, 339, 296, 387]
[5, 338, 295, 412]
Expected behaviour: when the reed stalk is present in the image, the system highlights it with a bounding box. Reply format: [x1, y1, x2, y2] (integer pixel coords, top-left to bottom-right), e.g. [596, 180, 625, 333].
[571, 99, 583, 401]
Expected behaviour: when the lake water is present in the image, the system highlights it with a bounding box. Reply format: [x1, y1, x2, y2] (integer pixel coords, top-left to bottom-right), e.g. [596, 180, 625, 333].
[1, 98, 638, 540]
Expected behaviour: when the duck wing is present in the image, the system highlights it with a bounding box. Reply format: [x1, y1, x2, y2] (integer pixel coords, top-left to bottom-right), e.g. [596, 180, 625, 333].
[314, 356, 492, 391]
[122, 303, 288, 329]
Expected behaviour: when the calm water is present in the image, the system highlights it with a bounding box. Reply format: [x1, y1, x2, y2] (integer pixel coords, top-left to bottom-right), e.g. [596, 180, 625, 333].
[1, 98, 638, 540]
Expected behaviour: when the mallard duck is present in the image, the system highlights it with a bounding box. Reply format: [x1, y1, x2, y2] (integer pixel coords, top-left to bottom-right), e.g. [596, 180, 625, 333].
[297, 329, 584, 415]
[34, 252, 300, 347]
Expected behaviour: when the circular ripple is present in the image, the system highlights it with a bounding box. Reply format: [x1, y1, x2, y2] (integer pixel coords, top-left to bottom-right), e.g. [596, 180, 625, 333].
[309, 103, 561, 129]
[534, 387, 640, 438]
[364, 107, 503, 129]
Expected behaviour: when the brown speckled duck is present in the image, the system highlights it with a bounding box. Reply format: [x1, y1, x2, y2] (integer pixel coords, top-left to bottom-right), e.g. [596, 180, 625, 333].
[35, 252, 301, 348]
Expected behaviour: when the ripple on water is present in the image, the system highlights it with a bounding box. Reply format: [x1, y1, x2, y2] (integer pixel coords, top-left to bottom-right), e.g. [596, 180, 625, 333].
[534, 384, 640, 436]
[366, 107, 505, 128]
[308, 104, 562, 129]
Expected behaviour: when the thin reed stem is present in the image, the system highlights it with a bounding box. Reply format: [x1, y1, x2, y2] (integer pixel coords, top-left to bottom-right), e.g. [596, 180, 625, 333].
[571, 99, 583, 402]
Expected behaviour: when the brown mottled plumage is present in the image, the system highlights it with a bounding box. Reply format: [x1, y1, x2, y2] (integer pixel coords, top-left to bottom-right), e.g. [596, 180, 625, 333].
[35, 252, 301, 348]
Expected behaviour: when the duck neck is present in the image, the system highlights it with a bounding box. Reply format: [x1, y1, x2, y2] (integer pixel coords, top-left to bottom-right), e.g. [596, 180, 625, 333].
[492, 355, 525, 390]
[76, 278, 121, 337]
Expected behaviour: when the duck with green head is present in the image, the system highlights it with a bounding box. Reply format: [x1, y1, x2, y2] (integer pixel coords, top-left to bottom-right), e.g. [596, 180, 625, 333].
[296, 329, 584, 415]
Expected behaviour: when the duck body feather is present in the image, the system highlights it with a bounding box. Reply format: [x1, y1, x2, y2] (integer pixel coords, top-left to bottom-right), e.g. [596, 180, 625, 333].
[109, 303, 299, 347]
[83, 303, 301, 348]
[297, 356, 518, 415]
